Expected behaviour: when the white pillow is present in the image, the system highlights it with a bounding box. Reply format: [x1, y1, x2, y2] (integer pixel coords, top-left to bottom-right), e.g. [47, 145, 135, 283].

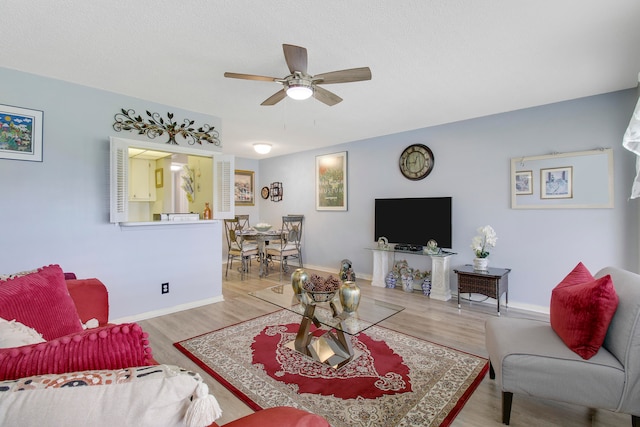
[0, 364, 222, 427]
[0, 317, 45, 348]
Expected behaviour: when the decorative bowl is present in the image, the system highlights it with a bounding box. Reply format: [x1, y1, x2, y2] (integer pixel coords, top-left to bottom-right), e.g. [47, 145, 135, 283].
[302, 289, 338, 303]
[254, 224, 272, 232]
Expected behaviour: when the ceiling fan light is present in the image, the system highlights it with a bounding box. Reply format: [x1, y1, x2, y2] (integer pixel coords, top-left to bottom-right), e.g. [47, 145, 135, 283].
[286, 81, 313, 100]
[253, 143, 272, 154]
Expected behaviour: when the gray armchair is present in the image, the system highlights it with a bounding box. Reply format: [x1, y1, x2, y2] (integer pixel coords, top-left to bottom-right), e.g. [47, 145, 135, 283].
[485, 266, 640, 426]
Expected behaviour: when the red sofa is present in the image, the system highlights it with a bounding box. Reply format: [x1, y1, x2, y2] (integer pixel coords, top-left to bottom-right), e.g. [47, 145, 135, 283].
[0, 266, 328, 427]
[67, 279, 330, 427]
[67, 277, 330, 426]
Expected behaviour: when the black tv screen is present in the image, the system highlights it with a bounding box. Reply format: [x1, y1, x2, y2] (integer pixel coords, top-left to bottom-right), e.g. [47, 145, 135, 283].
[374, 197, 452, 248]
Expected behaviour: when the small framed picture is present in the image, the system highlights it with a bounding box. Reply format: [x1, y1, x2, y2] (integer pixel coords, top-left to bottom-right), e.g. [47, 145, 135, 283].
[541, 166, 573, 199]
[514, 170, 533, 195]
[234, 169, 255, 206]
[0, 104, 44, 162]
[155, 168, 164, 188]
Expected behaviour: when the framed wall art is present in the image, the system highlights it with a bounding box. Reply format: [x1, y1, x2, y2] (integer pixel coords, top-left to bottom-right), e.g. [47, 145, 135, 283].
[316, 151, 347, 211]
[270, 182, 282, 202]
[0, 104, 44, 162]
[234, 169, 255, 206]
[541, 166, 573, 199]
[510, 148, 612, 209]
[514, 170, 533, 195]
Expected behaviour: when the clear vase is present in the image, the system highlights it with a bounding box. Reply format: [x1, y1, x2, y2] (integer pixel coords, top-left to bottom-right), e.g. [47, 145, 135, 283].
[473, 257, 489, 271]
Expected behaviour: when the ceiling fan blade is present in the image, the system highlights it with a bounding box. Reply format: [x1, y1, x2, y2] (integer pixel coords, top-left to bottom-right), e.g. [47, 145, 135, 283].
[313, 86, 343, 106]
[261, 89, 287, 106]
[314, 67, 372, 84]
[224, 72, 279, 82]
[283, 44, 308, 74]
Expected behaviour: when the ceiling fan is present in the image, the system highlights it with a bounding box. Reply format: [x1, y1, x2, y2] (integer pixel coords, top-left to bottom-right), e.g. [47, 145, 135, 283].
[224, 44, 372, 106]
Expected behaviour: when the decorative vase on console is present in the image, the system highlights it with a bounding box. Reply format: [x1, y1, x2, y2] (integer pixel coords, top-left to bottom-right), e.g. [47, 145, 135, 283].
[470, 225, 497, 271]
[385, 271, 397, 289]
[401, 272, 414, 293]
[421, 278, 431, 296]
[339, 281, 361, 313]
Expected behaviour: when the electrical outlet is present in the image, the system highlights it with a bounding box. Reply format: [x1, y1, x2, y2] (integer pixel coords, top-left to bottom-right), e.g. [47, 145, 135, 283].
[161, 282, 169, 294]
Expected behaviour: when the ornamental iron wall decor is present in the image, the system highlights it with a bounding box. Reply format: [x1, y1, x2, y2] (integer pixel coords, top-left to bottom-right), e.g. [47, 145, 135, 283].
[113, 108, 220, 146]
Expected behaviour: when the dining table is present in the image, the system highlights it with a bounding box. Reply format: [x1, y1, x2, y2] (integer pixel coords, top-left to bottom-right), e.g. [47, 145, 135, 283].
[237, 228, 282, 277]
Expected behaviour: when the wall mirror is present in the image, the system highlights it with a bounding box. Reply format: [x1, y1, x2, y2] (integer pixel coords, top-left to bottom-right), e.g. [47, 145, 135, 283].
[510, 148, 613, 209]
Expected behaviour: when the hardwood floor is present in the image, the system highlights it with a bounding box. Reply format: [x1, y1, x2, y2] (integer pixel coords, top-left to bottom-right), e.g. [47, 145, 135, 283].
[138, 266, 630, 427]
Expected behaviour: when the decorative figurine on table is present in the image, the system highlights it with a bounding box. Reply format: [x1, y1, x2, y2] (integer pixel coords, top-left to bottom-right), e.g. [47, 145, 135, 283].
[339, 259, 356, 282]
[377, 236, 389, 249]
[424, 239, 440, 255]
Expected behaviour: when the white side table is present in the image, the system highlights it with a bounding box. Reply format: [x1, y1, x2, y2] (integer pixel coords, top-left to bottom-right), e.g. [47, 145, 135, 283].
[368, 247, 454, 299]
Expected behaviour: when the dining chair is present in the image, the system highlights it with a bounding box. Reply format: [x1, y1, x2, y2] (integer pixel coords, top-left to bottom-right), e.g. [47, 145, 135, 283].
[265, 215, 304, 280]
[235, 214, 251, 231]
[224, 218, 258, 279]
[235, 214, 254, 267]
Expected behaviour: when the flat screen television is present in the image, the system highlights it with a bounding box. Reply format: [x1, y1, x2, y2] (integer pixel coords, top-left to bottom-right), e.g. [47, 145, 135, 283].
[374, 197, 452, 249]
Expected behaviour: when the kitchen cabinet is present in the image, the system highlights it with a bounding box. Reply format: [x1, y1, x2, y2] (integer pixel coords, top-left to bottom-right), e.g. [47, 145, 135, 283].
[129, 158, 156, 201]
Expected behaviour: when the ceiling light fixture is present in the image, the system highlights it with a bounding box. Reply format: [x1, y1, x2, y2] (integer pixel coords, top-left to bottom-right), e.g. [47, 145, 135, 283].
[286, 78, 313, 100]
[253, 143, 272, 154]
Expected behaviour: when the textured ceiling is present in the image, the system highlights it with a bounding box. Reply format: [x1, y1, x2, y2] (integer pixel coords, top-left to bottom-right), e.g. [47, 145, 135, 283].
[4, 1, 640, 158]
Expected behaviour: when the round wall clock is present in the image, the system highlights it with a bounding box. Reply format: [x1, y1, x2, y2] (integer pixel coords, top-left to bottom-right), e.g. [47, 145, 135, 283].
[399, 144, 434, 180]
[260, 186, 270, 199]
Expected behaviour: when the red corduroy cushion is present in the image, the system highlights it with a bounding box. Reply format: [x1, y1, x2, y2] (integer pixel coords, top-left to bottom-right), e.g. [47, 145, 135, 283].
[0, 265, 83, 340]
[550, 263, 619, 359]
[0, 323, 154, 381]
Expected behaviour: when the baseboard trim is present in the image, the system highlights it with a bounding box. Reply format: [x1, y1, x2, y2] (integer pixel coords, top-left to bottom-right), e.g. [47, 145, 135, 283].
[112, 295, 225, 324]
[455, 293, 549, 314]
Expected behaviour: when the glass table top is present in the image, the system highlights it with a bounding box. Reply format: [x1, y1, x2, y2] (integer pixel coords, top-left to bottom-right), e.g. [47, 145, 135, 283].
[250, 284, 405, 336]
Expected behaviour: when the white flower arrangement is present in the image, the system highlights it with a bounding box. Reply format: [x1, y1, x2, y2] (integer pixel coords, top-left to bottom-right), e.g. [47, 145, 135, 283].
[471, 225, 497, 258]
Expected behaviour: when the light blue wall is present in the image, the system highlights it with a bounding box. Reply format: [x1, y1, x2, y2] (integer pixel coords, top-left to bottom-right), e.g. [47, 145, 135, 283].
[0, 68, 224, 320]
[256, 89, 639, 311]
[1, 67, 637, 316]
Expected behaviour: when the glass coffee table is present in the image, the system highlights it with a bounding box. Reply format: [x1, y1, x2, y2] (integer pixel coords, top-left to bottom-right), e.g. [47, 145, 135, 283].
[250, 284, 404, 368]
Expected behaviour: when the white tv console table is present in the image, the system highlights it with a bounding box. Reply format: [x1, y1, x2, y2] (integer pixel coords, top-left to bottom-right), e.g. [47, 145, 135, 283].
[367, 247, 456, 301]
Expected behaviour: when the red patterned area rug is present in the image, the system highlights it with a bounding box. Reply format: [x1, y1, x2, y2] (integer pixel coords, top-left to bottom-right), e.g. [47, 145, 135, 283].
[174, 310, 488, 427]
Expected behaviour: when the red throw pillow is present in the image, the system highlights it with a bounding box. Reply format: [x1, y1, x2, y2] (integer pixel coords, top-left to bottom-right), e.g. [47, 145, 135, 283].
[0, 265, 83, 340]
[0, 323, 154, 381]
[550, 263, 619, 359]
[554, 262, 594, 288]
